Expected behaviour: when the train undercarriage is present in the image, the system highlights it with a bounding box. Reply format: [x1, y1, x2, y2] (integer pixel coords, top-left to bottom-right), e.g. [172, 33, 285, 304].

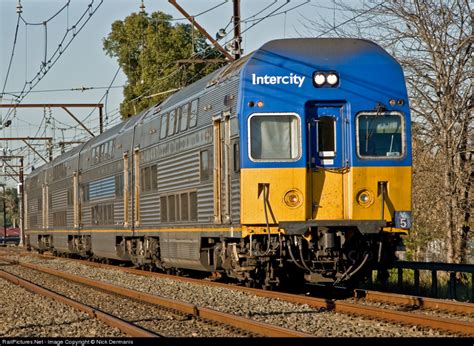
[29, 227, 402, 289]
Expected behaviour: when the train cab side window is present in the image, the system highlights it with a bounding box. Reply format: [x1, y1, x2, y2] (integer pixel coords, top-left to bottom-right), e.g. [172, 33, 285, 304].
[180, 103, 189, 132]
[189, 99, 199, 128]
[249, 113, 301, 161]
[356, 112, 404, 159]
[160, 113, 169, 139]
[168, 109, 176, 136]
[317, 116, 336, 157]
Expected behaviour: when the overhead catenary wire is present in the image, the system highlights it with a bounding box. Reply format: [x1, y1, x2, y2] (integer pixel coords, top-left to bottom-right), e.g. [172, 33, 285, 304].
[19, 0, 71, 26]
[5, 0, 362, 181]
[241, 0, 309, 24]
[1, 16, 22, 104]
[2, 0, 105, 124]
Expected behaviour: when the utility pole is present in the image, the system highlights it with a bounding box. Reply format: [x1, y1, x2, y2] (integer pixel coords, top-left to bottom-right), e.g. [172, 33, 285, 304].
[233, 0, 241, 60]
[0, 184, 5, 245]
[0, 156, 25, 246]
[168, 0, 234, 61]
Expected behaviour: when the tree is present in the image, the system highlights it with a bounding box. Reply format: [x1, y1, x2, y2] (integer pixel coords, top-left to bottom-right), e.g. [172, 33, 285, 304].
[103, 11, 226, 118]
[0, 187, 19, 228]
[303, 0, 472, 263]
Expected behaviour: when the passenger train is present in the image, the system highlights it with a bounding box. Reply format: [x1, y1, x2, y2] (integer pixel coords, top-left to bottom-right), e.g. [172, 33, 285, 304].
[24, 38, 412, 288]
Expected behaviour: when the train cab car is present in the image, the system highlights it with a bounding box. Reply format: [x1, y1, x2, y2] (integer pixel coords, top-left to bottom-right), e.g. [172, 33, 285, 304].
[24, 38, 412, 288]
[237, 38, 412, 285]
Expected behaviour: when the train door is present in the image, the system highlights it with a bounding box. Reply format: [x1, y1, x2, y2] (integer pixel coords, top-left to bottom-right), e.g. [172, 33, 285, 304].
[212, 110, 232, 224]
[308, 104, 347, 219]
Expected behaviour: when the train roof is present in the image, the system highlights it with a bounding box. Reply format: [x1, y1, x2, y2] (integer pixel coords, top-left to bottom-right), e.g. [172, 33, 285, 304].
[256, 38, 395, 63]
[26, 38, 398, 179]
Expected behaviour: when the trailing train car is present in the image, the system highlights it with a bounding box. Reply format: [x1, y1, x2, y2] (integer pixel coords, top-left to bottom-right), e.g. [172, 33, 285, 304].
[24, 38, 412, 288]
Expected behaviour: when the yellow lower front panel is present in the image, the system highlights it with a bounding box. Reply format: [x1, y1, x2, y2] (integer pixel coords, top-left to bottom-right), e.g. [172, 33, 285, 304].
[311, 166, 412, 222]
[348, 166, 412, 221]
[241, 165, 411, 230]
[240, 168, 307, 225]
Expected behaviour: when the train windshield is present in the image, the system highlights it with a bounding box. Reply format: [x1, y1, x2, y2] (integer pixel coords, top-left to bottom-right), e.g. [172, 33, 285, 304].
[249, 113, 300, 161]
[356, 112, 404, 159]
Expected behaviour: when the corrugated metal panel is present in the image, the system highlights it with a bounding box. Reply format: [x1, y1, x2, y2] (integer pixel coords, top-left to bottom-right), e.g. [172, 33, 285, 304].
[157, 151, 199, 192]
[140, 193, 160, 225]
[198, 184, 214, 223]
[51, 190, 67, 210]
[160, 233, 201, 260]
[67, 209, 74, 228]
[231, 178, 241, 221]
[114, 200, 124, 226]
[89, 176, 115, 201]
[82, 206, 91, 226]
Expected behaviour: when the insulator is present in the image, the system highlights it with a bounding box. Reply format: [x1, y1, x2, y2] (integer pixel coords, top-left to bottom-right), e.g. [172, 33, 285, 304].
[16, 1, 22, 14]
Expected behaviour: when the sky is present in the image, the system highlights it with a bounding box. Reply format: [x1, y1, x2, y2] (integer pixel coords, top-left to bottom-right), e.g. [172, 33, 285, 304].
[0, 0, 352, 185]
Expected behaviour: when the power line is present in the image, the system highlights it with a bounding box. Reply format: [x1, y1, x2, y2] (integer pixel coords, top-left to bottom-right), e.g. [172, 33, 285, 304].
[241, 0, 309, 23]
[2, 0, 105, 124]
[1, 15, 21, 104]
[3, 85, 124, 95]
[19, 1, 71, 26]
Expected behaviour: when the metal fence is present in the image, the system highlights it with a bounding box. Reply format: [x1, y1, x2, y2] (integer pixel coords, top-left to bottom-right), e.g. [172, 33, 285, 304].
[368, 261, 474, 301]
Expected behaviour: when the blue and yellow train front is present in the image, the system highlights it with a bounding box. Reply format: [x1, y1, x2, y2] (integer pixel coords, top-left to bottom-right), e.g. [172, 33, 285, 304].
[237, 39, 412, 284]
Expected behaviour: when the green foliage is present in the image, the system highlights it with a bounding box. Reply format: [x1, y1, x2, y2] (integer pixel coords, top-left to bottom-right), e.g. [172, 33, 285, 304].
[103, 11, 225, 118]
[0, 187, 19, 228]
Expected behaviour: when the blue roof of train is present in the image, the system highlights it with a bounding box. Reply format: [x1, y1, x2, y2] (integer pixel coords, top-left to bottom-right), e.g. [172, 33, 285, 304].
[238, 38, 411, 168]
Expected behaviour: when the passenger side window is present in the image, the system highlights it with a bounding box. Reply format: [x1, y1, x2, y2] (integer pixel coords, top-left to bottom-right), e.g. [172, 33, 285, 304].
[189, 99, 199, 128]
[168, 109, 176, 136]
[160, 113, 168, 139]
[200, 149, 211, 181]
[175, 107, 182, 134]
[180, 103, 189, 132]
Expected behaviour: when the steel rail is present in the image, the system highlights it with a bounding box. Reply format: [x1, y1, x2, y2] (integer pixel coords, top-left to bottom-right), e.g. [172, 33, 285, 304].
[354, 289, 474, 315]
[0, 266, 159, 337]
[65, 259, 474, 335]
[0, 257, 311, 338]
[2, 251, 473, 335]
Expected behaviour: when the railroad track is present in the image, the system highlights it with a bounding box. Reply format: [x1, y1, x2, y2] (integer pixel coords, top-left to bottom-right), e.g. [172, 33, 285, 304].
[0, 261, 156, 337]
[1, 248, 473, 336]
[0, 256, 311, 338]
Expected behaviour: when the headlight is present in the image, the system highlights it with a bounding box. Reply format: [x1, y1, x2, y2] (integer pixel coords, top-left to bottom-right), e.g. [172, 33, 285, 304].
[357, 189, 374, 207]
[313, 73, 326, 86]
[326, 73, 338, 85]
[284, 189, 303, 208]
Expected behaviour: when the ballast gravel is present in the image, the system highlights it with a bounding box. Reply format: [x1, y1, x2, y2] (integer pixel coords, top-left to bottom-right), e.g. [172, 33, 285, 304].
[0, 263, 249, 337]
[1, 251, 458, 338]
[0, 274, 123, 337]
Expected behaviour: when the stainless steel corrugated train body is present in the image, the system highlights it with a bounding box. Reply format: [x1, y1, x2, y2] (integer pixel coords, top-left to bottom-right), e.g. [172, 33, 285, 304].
[24, 38, 412, 288]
